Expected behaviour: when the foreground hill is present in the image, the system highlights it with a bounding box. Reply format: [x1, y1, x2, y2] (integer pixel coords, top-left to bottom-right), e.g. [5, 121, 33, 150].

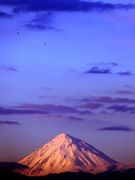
[0, 169, 135, 180]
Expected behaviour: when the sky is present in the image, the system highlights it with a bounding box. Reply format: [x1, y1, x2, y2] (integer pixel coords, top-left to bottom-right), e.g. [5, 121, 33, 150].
[0, 0, 135, 163]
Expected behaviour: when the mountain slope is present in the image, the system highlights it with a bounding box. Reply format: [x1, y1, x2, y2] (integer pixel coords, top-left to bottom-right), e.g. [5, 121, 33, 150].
[18, 133, 117, 176]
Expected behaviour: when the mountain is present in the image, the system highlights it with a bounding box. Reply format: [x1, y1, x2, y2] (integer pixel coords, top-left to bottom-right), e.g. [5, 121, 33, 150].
[18, 133, 117, 176]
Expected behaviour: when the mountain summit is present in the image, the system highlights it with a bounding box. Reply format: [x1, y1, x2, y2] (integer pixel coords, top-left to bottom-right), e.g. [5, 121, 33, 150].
[18, 133, 117, 176]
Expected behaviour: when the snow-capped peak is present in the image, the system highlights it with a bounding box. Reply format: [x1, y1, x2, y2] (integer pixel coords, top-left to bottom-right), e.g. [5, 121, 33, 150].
[52, 133, 72, 142]
[49, 133, 77, 146]
[18, 133, 117, 176]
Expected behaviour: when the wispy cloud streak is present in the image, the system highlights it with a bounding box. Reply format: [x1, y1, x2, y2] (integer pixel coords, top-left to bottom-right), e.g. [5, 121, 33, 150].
[0, 65, 18, 72]
[0, 120, 20, 125]
[98, 126, 134, 132]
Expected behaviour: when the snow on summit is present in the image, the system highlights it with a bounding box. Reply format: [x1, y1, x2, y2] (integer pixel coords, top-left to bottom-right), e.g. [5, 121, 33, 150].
[18, 133, 117, 176]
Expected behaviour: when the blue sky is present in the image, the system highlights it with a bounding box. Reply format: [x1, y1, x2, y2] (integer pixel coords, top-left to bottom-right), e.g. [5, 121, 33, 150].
[0, 0, 135, 163]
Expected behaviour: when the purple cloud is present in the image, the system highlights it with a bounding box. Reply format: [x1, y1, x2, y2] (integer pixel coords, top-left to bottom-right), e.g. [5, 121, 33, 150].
[0, 65, 18, 72]
[0, 120, 20, 125]
[0, 0, 135, 13]
[18, 103, 79, 113]
[85, 66, 112, 75]
[118, 71, 132, 76]
[79, 102, 102, 109]
[0, 11, 12, 18]
[84, 62, 133, 76]
[116, 85, 135, 95]
[79, 110, 93, 115]
[67, 116, 84, 121]
[89, 62, 119, 67]
[79, 96, 135, 114]
[44, 114, 63, 118]
[25, 23, 55, 30]
[102, 62, 118, 67]
[98, 126, 134, 132]
[37, 114, 86, 121]
[24, 12, 55, 31]
[0, 107, 49, 115]
[82, 96, 135, 104]
[107, 105, 135, 113]
[17, 103, 92, 115]
[0, 103, 92, 116]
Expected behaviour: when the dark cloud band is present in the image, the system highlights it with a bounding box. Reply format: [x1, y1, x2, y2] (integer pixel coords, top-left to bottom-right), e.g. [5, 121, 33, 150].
[0, 120, 20, 125]
[0, 11, 12, 18]
[0, 103, 92, 116]
[85, 67, 112, 74]
[107, 105, 135, 113]
[0, 0, 135, 13]
[0, 65, 18, 72]
[98, 126, 134, 132]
